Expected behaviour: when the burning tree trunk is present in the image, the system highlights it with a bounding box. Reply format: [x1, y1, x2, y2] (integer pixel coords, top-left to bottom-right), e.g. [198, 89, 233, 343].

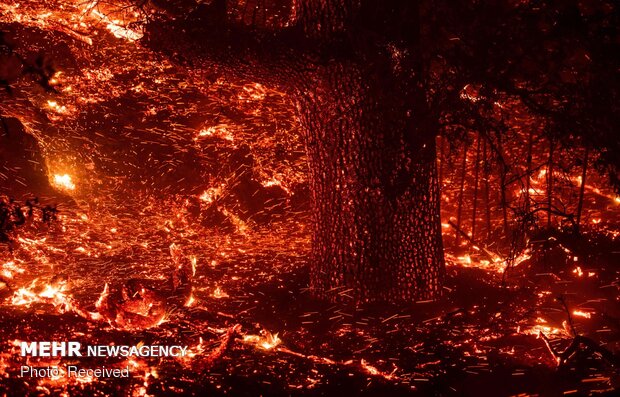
[294, 62, 445, 303]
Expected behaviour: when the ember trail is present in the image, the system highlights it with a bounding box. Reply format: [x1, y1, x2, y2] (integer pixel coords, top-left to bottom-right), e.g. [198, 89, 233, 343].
[0, 0, 619, 396]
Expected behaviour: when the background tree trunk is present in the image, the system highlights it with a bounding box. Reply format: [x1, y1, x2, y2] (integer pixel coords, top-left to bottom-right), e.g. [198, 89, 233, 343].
[483, 140, 492, 240]
[294, 61, 445, 303]
[455, 142, 468, 246]
[547, 138, 555, 228]
[471, 133, 481, 241]
[575, 146, 589, 234]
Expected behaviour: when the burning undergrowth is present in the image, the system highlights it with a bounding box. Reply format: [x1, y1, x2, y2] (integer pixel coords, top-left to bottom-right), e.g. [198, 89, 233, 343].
[0, 194, 618, 396]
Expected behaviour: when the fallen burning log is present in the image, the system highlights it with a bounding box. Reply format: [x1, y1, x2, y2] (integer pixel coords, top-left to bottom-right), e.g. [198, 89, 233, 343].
[539, 332, 620, 368]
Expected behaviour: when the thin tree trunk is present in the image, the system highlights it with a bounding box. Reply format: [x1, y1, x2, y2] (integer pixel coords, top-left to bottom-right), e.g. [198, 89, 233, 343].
[471, 133, 481, 241]
[501, 185, 508, 236]
[438, 135, 445, 193]
[525, 130, 533, 217]
[483, 140, 492, 240]
[575, 146, 589, 234]
[547, 138, 555, 228]
[455, 142, 468, 246]
[497, 134, 509, 237]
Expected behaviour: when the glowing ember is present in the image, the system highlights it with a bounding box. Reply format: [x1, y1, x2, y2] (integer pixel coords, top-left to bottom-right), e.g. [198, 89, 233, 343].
[11, 287, 38, 306]
[211, 286, 229, 299]
[90, 10, 143, 42]
[196, 125, 234, 141]
[573, 310, 592, 319]
[1, 261, 24, 279]
[185, 293, 196, 307]
[243, 331, 281, 350]
[47, 100, 67, 113]
[360, 359, 396, 380]
[52, 174, 76, 191]
[199, 186, 223, 204]
[524, 324, 570, 337]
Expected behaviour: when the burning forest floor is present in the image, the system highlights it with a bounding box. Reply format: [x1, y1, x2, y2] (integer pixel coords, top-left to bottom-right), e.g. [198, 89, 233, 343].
[0, 1, 620, 396]
[0, 222, 619, 396]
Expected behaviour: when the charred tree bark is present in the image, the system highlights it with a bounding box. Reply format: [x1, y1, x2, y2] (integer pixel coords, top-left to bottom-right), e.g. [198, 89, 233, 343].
[294, 61, 444, 303]
[291, 0, 444, 303]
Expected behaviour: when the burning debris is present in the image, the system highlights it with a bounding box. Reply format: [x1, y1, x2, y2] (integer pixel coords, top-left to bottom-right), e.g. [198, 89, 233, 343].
[95, 244, 194, 330]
